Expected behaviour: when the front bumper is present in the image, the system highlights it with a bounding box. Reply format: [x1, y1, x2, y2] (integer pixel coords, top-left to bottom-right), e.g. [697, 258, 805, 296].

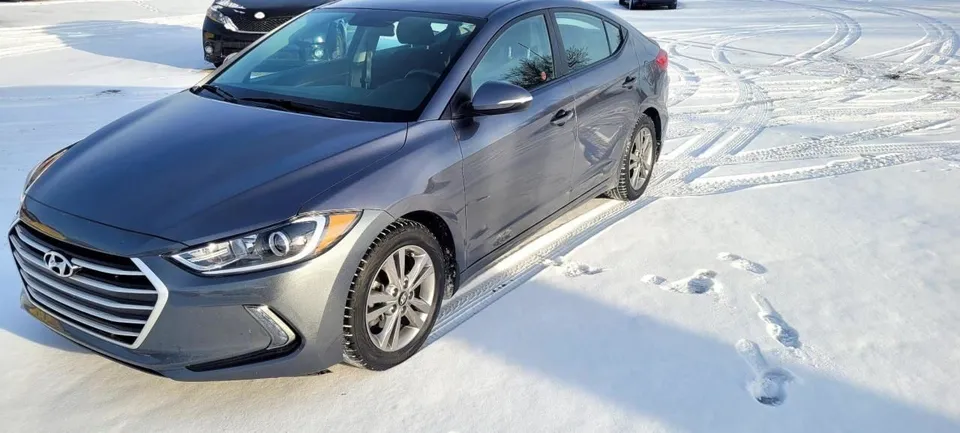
[201, 17, 265, 65]
[10, 198, 391, 381]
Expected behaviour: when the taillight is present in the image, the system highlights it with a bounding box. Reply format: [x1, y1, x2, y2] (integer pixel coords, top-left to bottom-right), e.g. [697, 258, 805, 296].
[655, 49, 668, 70]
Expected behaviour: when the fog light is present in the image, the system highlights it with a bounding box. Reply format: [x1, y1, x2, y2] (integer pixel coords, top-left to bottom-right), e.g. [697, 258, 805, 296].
[204, 45, 214, 54]
[244, 305, 295, 350]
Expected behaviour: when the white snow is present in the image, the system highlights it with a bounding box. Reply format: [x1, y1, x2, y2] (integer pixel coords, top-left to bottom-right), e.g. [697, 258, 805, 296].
[2, 0, 960, 431]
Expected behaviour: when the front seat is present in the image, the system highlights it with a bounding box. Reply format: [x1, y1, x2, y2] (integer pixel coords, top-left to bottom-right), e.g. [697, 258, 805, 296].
[392, 17, 443, 84]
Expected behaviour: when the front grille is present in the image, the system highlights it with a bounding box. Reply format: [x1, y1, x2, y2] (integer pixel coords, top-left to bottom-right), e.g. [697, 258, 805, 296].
[9, 223, 165, 348]
[231, 15, 292, 33]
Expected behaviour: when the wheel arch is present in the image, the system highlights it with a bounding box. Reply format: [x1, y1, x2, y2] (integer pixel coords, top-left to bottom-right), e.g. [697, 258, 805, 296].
[395, 210, 461, 298]
[384, 195, 466, 297]
[640, 105, 665, 155]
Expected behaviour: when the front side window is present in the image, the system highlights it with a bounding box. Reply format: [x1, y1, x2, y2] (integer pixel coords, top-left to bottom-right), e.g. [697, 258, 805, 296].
[469, 15, 555, 95]
[556, 12, 612, 71]
[207, 9, 480, 122]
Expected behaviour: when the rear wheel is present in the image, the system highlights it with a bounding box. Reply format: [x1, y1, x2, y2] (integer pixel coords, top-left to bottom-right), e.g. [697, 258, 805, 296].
[607, 114, 658, 201]
[343, 220, 446, 370]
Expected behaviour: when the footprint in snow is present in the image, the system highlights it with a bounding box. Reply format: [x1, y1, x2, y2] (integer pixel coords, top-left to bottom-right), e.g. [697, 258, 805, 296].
[752, 295, 801, 349]
[666, 269, 717, 294]
[717, 252, 767, 275]
[736, 339, 793, 407]
[641, 274, 666, 285]
[563, 262, 602, 277]
[540, 256, 563, 267]
[540, 256, 601, 277]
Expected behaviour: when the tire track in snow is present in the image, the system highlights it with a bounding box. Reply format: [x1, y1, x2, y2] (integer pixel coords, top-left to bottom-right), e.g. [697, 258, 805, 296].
[830, 0, 960, 68]
[666, 49, 702, 108]
[867, 5, 959, 67]
[771, 1, 862, 67]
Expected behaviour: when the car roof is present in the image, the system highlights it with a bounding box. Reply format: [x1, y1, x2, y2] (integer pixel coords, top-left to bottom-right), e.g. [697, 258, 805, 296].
[324, 0, 523, 19]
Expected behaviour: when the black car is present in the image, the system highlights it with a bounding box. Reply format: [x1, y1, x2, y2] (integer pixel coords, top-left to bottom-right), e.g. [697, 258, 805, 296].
[621, 0, 677, 9]
[203, 0, 341, 67]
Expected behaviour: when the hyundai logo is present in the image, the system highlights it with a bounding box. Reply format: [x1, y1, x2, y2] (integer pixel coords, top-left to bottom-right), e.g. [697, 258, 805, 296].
[254, 11, 265, 20]
[43, 251, 79, 278]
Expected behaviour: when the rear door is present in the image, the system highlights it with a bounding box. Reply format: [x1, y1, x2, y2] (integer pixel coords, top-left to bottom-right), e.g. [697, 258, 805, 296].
[453, 12, 578, 264]
[550, 10, 642, 197]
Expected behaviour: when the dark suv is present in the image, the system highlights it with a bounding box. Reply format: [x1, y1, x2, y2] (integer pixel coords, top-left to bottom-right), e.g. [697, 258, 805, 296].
[203, 0, 338, 67]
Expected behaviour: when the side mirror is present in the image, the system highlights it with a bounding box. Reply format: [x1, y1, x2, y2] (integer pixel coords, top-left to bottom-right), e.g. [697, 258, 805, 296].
[469, 81, 533, 115]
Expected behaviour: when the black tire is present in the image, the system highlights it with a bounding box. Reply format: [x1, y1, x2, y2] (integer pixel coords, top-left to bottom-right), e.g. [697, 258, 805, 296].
[627, 0, 638, 9]
[668, 3, 678, 9]
[342, 219, 447, 371]
[607, 114, 659, 201]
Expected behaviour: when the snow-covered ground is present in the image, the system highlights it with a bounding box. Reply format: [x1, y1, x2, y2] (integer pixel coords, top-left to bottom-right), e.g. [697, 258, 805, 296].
[2, 0, 960, 431]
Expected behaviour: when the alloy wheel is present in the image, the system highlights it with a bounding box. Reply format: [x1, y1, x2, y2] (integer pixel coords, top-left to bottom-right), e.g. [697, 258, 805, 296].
[365, 245, 436, 352]
[628, 127, 655, 189]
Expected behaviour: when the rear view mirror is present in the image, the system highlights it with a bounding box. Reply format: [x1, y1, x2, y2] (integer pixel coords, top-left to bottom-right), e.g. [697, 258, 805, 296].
[469, 81, 533, 115]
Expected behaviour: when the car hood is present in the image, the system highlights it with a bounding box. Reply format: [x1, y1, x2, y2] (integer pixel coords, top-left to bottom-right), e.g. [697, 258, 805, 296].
[220, 0, 334, 16]
[28, 91, 407, 244]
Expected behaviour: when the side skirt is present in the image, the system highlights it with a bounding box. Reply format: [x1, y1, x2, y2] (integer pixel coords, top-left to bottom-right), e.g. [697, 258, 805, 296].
[457, 180, 612, 286]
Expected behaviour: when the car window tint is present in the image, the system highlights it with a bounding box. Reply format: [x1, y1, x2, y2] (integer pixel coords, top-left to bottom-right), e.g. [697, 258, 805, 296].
[604, 21, 623, 53]
[470, 15, 555, 95]
[212, 10, 479, 122]
[556, 12, 612, 71]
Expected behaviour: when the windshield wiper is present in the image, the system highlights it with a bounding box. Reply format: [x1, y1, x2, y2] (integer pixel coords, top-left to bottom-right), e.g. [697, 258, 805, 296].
[237, 97, 364, 120]
[194, 84, 237, 102]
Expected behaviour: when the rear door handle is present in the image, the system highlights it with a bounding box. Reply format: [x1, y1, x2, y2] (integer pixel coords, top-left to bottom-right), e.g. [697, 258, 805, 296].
[622, 75, 637, 89]
[551, 109, 573, 126]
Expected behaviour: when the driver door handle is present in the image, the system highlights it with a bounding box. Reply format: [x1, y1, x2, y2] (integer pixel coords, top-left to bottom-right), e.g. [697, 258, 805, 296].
[622, 75, 637, 89]
[551, 109, 573, 126]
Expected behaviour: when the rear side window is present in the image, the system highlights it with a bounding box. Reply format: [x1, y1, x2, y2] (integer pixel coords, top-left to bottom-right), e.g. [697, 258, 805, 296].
[555, 12, 613, 71]
[470, 15, 556, 94]
[604, 21, 623, 53]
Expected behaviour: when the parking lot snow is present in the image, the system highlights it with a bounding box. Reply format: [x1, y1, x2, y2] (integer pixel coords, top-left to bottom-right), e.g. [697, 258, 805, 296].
[1, 0, 959, 431]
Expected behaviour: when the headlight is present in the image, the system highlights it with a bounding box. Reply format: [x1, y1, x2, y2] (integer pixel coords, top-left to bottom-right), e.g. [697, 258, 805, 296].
[23, 147, 69, 198]
[206, 5, 239, 32]
[170, 212, 360, 275]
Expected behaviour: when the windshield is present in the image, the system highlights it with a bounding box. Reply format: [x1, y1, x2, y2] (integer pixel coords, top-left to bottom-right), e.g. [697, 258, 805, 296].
[206, 9, 481, 122]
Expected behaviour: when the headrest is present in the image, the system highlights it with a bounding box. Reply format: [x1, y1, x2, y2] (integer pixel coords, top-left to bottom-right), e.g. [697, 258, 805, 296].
[397, 18, 436, 46]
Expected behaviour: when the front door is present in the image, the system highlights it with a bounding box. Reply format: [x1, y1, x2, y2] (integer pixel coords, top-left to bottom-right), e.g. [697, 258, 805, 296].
[453, 13, 578, 265]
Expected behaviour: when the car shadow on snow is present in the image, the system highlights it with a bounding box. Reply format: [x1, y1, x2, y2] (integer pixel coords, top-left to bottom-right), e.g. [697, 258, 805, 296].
[447, 283, 960, 432]
[44, 20, 211, 70]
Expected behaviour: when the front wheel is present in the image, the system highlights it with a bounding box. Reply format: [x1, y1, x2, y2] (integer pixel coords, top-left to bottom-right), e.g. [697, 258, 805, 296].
[342, 220, 446, 370]
[607, 114, 658, 201]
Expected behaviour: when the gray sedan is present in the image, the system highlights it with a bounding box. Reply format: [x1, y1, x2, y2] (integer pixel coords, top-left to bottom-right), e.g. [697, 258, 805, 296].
[11, 0, 669, 381]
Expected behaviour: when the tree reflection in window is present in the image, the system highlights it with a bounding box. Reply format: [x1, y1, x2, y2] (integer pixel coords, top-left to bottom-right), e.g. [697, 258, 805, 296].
[470, 15, 555, 94]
